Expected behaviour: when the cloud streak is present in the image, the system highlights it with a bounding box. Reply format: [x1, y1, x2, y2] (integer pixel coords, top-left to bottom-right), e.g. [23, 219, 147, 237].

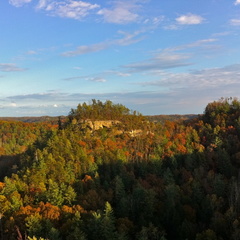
[97, 0, 141, 24]
[230, 19, 240, 26]
[0, 63, 26, 72]
[122, 37, 220, 73]
[62, 29, 145, 56]
[87, 77, 107, 82]
[141, 64, 240, 90]
[123, 52, 192, 72]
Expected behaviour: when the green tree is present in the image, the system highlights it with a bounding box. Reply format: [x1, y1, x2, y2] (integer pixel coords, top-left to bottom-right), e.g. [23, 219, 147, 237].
[44, 179, 63, 206]
[101, 202, 117, 240]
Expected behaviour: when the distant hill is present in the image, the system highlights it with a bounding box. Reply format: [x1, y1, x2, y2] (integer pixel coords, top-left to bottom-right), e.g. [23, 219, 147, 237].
[0, 116, 65, 124]
[146, 114, 199, 123]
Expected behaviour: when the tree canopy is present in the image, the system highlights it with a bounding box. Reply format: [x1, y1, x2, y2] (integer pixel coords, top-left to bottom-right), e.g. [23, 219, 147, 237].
[0, 98, 240, 239]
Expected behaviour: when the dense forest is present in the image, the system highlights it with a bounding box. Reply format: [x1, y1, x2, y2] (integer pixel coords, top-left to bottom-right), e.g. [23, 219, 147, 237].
[0, 98, 240, 240]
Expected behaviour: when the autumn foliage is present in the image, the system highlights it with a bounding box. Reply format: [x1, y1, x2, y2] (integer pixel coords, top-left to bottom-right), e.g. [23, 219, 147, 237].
[0, 98, 240, 239]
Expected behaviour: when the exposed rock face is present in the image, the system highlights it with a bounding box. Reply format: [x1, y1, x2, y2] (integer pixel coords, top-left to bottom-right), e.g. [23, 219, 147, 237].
[77, 119, 147, 137]
[81, 120, 121, 131]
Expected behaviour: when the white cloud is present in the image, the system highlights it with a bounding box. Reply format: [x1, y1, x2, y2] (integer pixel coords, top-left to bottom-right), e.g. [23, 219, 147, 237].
[9, 0, 100, 20]
[36, 0, 100, 20]
[9, 0, 152, 24]
[10, 102, 17, 107]
[36, 0, 48, 9]
[62, 29, 144, 56]
[9, 0, 32, 7]
[235, 0, 240, 5]
[88, 77, 107, 82]
[176, 13, 204, 25]
[0, 63, 26, 72]
[230, 19, 240, 26]
[97, 1, 140, 24]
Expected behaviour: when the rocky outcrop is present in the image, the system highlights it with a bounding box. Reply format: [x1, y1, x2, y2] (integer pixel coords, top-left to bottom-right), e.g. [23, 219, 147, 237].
[77, 119, 149, 137]
[80, 120, 121, 131]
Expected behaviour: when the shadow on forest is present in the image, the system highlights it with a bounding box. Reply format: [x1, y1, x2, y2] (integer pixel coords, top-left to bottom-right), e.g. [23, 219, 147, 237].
[0, 155, 20, 181]
[0, 146, 238, 240]
[76, 149, 234, 240]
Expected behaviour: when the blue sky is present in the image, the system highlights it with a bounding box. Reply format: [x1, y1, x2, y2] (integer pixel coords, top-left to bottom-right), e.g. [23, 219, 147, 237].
[1, 0, 240, 116]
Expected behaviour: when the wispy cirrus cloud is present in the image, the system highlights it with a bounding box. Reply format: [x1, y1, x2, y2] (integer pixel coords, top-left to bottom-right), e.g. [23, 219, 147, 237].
[36, 0, 100, 20]
[63, 69, 130, 82]
[123, 52, 192, 72]
[0, 63, 26, 72]
[26, 50, 38, 55]
[62, 42, 108, 56]
[166, 38, 218, 52]
[7, 92, 63, 101]
[132, 64, 240, 114]
[88, 77, 107, 82]
[230, 19, 240, 26]
[9, 0, 32, 7]
[141, 64, 240, 89]
[162, 64, 240, 88]
[8, 0, 162, 26]
[123, 37, 220, 72]
[3, 61, 240, 116]
[9, 0, 146, 23]
[62, 29, 145, 56]
[176, 13, 205, 25]
[97, 0, 141, 24]
[105, 70, 131, 77]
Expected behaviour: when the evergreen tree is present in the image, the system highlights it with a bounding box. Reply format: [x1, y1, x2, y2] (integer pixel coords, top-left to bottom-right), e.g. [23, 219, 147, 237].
[101, 202, 117, 240]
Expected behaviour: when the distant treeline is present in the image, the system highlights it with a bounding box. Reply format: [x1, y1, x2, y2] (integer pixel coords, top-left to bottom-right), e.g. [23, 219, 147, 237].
[146, 114, 199, 123]
[0, 116, 62, 124]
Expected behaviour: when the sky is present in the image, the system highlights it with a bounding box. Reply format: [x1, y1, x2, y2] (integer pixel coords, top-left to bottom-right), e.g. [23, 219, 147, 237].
[1, 0, 240, 116]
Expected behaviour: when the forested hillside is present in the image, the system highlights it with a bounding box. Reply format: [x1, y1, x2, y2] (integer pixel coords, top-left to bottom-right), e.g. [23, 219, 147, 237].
[1, 98, 240, 240]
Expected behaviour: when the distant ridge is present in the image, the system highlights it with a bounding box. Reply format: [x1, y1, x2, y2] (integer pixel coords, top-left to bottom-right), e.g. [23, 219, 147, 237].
[146, 114, 199, 123]
[0, 116, 63, 123]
